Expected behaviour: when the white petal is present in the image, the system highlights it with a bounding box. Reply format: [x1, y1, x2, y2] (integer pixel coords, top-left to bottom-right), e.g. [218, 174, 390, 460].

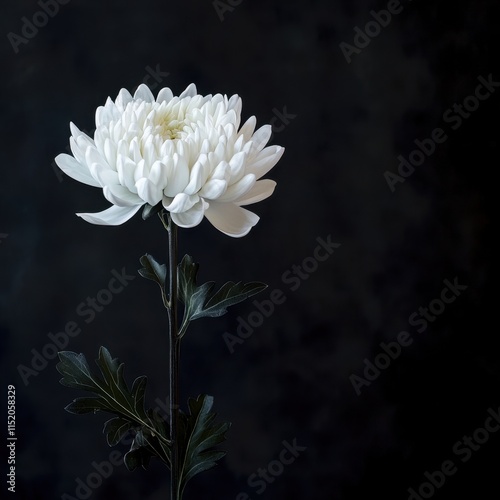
[219, 110, 237, 129]
[142, 138, 157, 169]
[163, 155, 189, 197]
[134, 84, 155, 102]
[55, 153, 100, 187]
[216, 174, 255, 203]
[228, 151, 247, 183]
[103, 138, 117, 169]
[210, 161, 230, 182]
[171, 200, 207, 228]
[115, 89, 133, 110]
[89, 163, 119, 187]
[163, 193, 198, 213]
[103, 184, 143, 207]
[96, 106, 114, 127]
[135, 178, 163, 206]
[179, 83, 197, 98]
[85, 147, 108, 170]
[116, 155, 138, 192]
[238, 116, 257, 142]
[71, 135, 93, 165]
[148, 161, 167, 187]
[77, 204, 142, 225]
[70, 122, 93, 143]
[205, 203, 259, 238]
[251, 125, 272, 151]
[228, 94, 242, 117]
[134, 159, 148, 182]
[184, 161, 204, 195]
[70, 122, 81, 137]
[246, 146, 284, 179]
[198, 179, 227, 200]
[157, 87, 174, 103]
[235, 179, 276, 206]
[129, 137, 142, 163]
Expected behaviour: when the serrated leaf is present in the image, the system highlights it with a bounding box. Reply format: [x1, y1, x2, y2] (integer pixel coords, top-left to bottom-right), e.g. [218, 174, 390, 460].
[178, 254, 199, 304]
[131, 376, 148, 419]
[57, 351, 99, 391]
[191, 281, 267, 320]
[138, 254, 167, 289]
[103, 417, 133, 446]
[123, 421, 171, 472]
[177, 394, 231, 495]
[177, 254, 268, 332]
[138, 254, 168, 307]
[65, 397, 104, 414]
[182, 450, 227, 483]
[57, 347, 171, 469]
[124, 445, 153, 471]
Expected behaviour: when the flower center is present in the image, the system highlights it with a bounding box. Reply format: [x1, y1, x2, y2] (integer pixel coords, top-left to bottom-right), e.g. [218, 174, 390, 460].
[153, 110, 186, 140]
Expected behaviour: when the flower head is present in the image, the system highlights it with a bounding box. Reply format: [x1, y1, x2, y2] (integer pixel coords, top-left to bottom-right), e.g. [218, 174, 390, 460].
[55, 83, 284, 237]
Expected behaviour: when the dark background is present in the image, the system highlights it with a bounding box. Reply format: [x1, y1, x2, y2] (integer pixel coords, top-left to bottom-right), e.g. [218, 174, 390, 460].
[0, 0, 498, 498]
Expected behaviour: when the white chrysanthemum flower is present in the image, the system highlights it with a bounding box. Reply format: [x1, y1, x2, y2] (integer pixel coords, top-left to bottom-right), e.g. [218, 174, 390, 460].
[55, 83, 284, 237]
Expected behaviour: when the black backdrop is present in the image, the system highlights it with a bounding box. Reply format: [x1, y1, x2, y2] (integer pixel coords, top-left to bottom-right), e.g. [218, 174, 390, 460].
[0, 0, 498, 499]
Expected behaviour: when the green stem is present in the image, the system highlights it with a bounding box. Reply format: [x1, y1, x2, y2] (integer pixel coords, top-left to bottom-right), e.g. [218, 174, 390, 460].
[165, 211, 180, 500]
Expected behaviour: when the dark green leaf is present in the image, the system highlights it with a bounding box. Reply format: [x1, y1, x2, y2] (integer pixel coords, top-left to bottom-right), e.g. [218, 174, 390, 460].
[178, 254, 199, 304]
[124, 445, 153, 471]
[191, 281, 267, 320]
[131, 376, 148, 419]
[138, 254, 167, 290]
[57, 351, 98, 391]
[177, 254, 268, 329]
[65, 397, 104, 414]
[177, 394, 231, 495]
[57, 347, 171, 469]
[123, 421, 171, 471]
[103, 417, 133, 446]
